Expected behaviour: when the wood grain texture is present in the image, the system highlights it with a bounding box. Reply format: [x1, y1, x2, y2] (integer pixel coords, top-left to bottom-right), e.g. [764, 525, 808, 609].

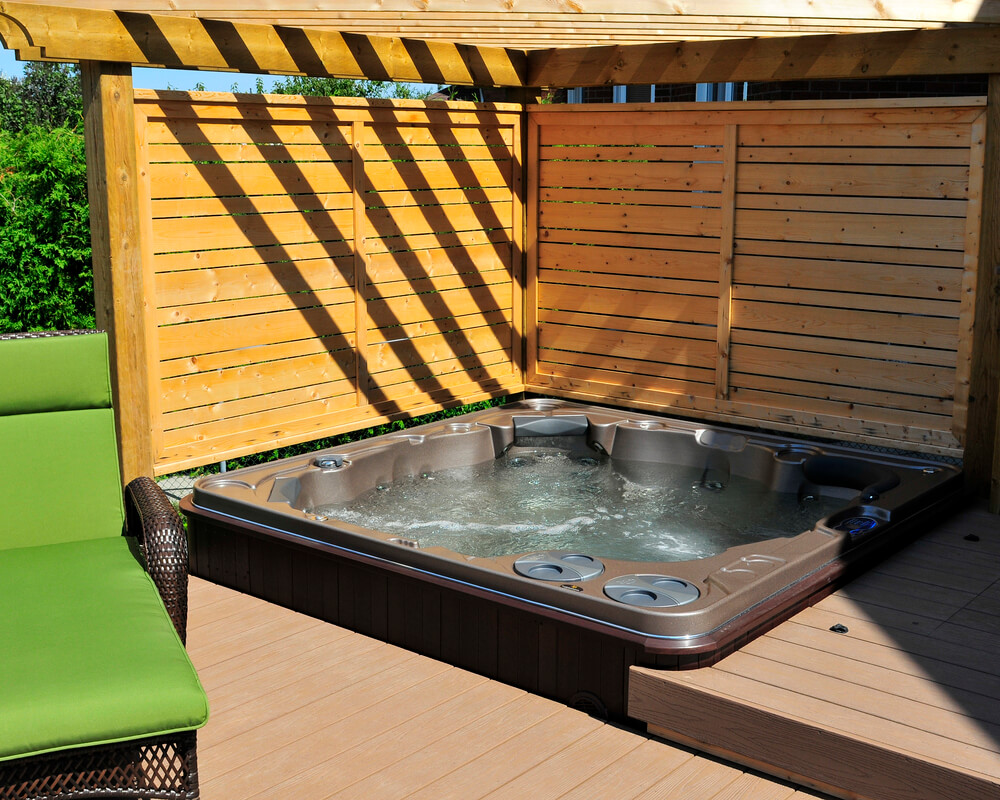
[136, 93, 522, 474]
[0, 2, 526, 85]
[83, 61, 154, 484]
[630, 503, 1000, 800]
[528, 99, 979, 455]
[964, 77, 1000, 506]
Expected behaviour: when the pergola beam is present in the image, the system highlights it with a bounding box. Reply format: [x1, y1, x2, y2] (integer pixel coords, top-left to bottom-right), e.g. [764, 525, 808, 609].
[0, 2, 526, 86]
[528, 27, 1000, 88]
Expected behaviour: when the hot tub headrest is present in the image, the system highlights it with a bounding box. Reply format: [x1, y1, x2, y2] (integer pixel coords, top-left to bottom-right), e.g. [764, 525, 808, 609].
[802, 455, 900, 502]
[513, 414, 589, 438]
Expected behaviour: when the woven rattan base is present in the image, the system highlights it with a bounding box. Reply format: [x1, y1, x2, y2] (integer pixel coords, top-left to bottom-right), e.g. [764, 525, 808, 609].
[0, 732, 199, 800]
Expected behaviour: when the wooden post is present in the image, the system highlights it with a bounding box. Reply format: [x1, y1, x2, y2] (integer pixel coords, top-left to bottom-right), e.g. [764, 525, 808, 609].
[81, 61, 154, 485]
[965, 75, 1000, 510]
[715, 124, 737, 401]
[351, 119, 371, 409]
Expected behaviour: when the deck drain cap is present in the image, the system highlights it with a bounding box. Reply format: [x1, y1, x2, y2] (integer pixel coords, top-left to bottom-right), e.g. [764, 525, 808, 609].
[513, 551, 604, 582]
[604, 575, 700, 607]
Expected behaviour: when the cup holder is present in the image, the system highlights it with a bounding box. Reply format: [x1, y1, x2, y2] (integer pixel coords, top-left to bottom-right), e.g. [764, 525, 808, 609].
[513, 551, 605, 582]
[604, 575, 700, 607]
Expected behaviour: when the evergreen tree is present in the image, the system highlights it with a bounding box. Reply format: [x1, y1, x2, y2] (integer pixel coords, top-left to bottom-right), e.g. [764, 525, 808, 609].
[0, 62, 91, 331]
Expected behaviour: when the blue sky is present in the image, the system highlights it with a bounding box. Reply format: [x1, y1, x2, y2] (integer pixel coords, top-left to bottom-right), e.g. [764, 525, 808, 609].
[0, 48, 437, 95]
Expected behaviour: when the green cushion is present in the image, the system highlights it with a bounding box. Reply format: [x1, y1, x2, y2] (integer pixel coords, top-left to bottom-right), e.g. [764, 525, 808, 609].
[0, 409, 124, 550]
[0, 333, 112, 416]
[0, 537, 209, 762]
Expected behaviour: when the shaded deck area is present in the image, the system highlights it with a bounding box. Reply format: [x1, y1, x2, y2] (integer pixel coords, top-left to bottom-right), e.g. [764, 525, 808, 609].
[187, 502, 998, 800]
[187, 578, 824, 799]
[630, 503, 1000, 800]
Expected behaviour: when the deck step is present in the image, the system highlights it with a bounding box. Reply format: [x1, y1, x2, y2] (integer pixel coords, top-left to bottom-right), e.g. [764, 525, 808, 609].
[628, 504, 1000, 800]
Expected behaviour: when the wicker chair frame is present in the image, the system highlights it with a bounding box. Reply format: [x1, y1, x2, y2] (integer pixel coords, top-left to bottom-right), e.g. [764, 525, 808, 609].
[0, 331, 201, 800]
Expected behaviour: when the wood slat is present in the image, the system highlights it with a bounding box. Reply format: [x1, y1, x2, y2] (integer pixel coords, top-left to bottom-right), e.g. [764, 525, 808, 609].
[731, 300, 960, 350]
[153, 239, 356, 273]
[539, 124, 725, 147]
[154, 258, 355, 307]
[152, 192, 354, 219]
[368, 270, 512, 301]
[152, 209, 355, 254]
[734, 237, 967, 269]
[731, 329, 958, 369]
[539, 268, 717, 297]
[538, 160, 724, 191]
[729, 344, 955, 399]
[162, 379, 359, 431]
[365, 159, 511, 192]
[536, 358, 715, 396]
[369, 359, 515, 401]
[366, 186, 512, 210]
[739, 147, 971, 166]
[727, 386, 956, 439]
[147, 141, 354, 164]
[731, 256, 962, 302]
[540, 186, 723, 208]
[538, 308, 718, 344]
[733, 209, 966, 251]
[730, 372, 954, 417]
[148, 161, 353, 199]
[736, 193, 966, 218]
[366, 202, 513, 239]
[363, 143, 509, 162]
[362, 124, 513, 148]
[538, 324, 717, 370]
[158, 304, 357, 362]
[539, 283, 718, 327]
[538, 242, 720, 282]
[157, 286, 356, 326]
[368, 325, 513, 375]
[368, 283, 512, 330]
[144, 120, 352, 148]
[736, 164, 969, 198]
[366, 244, 509, 285]
[368, 309, 512, 346]
[161, 391, 361, 448]
[539, 202, 721, 237]
[539, 145, 724, 162]
[541, 228, 722, 253]
[738, 123, 975, 149]
[160, 349, 356, 414]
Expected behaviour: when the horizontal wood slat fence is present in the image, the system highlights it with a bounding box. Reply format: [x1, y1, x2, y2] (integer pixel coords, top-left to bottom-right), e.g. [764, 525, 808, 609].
[526, 100, 986, 455]
[135, 93, 523, 474]
[134, 93, 988, 473]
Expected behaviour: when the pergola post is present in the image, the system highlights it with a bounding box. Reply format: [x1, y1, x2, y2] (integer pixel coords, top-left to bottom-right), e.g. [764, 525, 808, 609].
[984, 75, 1000, 512]
[81, 61, 154, 484]
[963, 74, 1000, 510]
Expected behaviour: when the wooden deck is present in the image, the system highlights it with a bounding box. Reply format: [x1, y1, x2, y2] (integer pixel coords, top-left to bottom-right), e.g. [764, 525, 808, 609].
[187, 577, 826, 799]
[629, 503, 1000, 800]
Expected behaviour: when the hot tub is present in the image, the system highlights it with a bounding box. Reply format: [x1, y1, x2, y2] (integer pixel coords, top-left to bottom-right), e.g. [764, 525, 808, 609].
[182, 400, 962, 718]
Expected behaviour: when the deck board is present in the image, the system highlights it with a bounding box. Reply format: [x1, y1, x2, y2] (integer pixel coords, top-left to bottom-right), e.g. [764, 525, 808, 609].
[628, 503, 1000, 800]
[186, 577, 810, 799]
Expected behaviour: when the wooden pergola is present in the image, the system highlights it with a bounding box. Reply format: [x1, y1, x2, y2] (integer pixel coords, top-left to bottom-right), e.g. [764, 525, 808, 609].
[0, 1, 998, 511]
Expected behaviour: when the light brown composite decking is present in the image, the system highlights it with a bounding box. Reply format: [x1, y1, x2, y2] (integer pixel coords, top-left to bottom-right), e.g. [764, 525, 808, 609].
[187, 577, 827, 799]
[629, 503, 1000, 800]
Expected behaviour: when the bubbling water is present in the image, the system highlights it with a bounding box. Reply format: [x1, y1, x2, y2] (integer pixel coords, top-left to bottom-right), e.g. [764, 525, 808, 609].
[310, 442, 842, 563]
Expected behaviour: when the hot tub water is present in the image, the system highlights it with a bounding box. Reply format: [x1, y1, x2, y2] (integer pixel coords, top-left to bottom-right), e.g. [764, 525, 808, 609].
[310, 440, 844, 562]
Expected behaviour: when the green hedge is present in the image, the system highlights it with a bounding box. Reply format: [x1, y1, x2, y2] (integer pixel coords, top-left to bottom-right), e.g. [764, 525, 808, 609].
[0, 125, 93, 332]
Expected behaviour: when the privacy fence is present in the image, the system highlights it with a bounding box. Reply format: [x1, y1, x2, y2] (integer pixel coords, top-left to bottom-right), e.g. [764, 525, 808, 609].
[134, 93, 986, 474]
[135, 93, 523, 474]
[527, 99, 985, 455]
